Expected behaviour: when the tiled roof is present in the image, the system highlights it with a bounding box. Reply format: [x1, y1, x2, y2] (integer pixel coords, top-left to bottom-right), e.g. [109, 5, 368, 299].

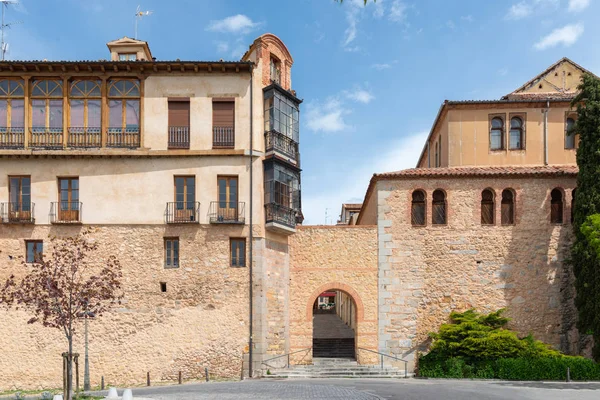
[375, 165, 578, 179]
[503, 92, 576, 101]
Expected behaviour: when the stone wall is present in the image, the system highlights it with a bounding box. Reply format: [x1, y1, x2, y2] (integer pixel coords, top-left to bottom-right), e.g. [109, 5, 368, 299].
[0, 224, 251, 391]
[375, 174, 579, 371]
[288, 225, 378, 365]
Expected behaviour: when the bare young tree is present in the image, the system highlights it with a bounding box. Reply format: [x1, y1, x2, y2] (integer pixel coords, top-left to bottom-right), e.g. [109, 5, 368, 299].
[0, 230, 123, 400]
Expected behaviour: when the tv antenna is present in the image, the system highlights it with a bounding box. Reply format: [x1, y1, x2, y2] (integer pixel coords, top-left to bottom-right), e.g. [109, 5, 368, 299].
[0, 0, 23, 61]
[134, 5, 153, 39]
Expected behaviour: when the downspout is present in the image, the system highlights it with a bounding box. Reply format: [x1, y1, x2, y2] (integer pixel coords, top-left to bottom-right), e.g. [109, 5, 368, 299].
[543, 100, 549, 165]
[248, 69, 254, 378]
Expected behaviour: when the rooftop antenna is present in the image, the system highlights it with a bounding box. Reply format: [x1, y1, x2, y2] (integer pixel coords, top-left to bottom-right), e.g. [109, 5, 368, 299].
[0, 0, 22, 61]
[134, 5, 153, 40]
[325, 208, 330, 225]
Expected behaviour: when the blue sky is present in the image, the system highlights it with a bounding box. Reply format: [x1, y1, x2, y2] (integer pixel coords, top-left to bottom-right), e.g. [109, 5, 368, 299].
[6, 0, 599, 224]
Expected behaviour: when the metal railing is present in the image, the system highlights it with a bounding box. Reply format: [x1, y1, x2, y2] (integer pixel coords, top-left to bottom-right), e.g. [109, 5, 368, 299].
[50, 202, 82, 223]
[356, 347, 409, 378]
[261, 348, 312, 370]
[168, 126, 190, 149]
[107, 127, 140, 148]
[0, 127, 25, 148]
[68, 127, 102, 148]
[208, 201, 245, 224]
[213, 126, 234, 148]
[165, 201, 200, 224]
[265, 130, 298, 161]
[0, 202, 35, 223]
[265, 203, 296, 228]
[29, 127, 64, 148]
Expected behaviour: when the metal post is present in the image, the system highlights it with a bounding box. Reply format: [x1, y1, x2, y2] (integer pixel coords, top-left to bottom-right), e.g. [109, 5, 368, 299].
[381, 355, 384, 370]
[101, 376, 104, 391]
[248, 67, 254, 380]
[178, 371, 182, 385]
[205, 367, 209, 382]
[567, 367, 571, 382]
[84, 315, 90, 391]
[147, 371, 150, 386]
[287, 354, 290, 369]
[405, 361, 408, 378]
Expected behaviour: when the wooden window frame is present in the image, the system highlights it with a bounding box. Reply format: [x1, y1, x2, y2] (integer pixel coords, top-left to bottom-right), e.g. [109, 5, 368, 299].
[0, 79, 25, 131]
[565, 112, 578, 150]
[107, 79, 141, 131]
[174, 175, 196, 205]
[30, 79, 63, 132]
[489, 114, 505, 151]
[164, 237, 180, 268]
[230, 238, 246, 268]
[57, 177, 80, 222]
[481, 188, 495, 225]
[550, 188, 564, 224]
[432, 189, 447, 226]
[501, 188, 515, 226]
[8, 175, 31, 214]
[69, 79, 102, 132]
[508, 113, 526, 151]
[411, 189, 426, 227]
[25, 239, 43, 263]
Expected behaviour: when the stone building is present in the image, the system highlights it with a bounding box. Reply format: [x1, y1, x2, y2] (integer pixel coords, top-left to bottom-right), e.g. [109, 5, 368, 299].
[0, 33, 591, 389]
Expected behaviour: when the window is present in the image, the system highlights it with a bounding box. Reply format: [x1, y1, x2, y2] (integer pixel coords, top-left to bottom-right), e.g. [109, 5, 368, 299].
[164, 238, 179, 268]
[8, 175, 31, 220]
[174, 176, 196, 221]
[270, 56, 281, 84]
[565, 117, 576, 149]
[25, 240, 43, 263]
[230, 238, 246, 267]
[107, 79, 140, 146]
[432, 189, 446, 225]
[481, 189, 495, 225]
[212, 99, 235, 148]
[218, 176, 238, 220]
[264, 162, 300, 210]
[501, 189, 515, 225]
[160, 282, 167, 292]
[118, 53, 137, 61]
[490, 117, 504, 150]
[411, 190, 426, 226]
[69, 80, 101, 146]
[58, 178, 80, 222]
[550, 188, 563, 224]
[0, 79, 25, 140]
[264, 89, 299, 143]
[509, 116, 524, 150]
[31, 80, 63, 146]
[168, 99, 190, 149]
[571, 188, 576, 223]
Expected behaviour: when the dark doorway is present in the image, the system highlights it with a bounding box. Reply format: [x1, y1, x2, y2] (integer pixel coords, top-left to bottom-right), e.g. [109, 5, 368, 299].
[312, 290, 356, 359]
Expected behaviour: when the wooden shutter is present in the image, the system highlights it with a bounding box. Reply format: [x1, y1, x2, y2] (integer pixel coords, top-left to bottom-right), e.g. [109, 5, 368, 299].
[168, 100, 189, 127]
[213, 100, 234, 128]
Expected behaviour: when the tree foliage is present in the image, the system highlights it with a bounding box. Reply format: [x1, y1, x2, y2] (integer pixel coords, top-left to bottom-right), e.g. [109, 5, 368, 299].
[0, 230, 123, 399]
[570, 73, 600, 360]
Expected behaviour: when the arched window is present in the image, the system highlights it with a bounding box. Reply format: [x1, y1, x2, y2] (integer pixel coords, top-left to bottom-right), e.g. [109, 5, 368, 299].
[107, 79, 140, 147]
[69, 80, 102, 147]
[490, 117, 504, 150]
[509, 117, 523, 150]
[550, 188, 563, 224]
[0, 79, 25, 147]
[432, 189, 446, 225]
[411, 190, 426, 226]
[565, 117, 576, 149]
[571, 188, 576, 223]
[481, 189, 495, 225]
[501, 189, 514, 225]
[30, 79, 63, 147]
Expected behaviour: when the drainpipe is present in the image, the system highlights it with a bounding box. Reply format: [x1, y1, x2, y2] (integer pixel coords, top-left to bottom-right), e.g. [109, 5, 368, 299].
[248, 69, 254, 378]
[543, 100, 549, 165]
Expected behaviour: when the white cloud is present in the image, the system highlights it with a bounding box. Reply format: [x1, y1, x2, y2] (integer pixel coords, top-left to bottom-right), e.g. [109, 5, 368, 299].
[373, 0, 385, 18]
[534, 23, 584, 50]
[498, 67, 509, 76]
[345, 88, 375, 104]
[446, 20, 456, 30]
[302, 131, 429, 224]
[506, 2, 532, 19]
[206, 14, 259, 34]
[216, 41, 229, 53]
[371, 63, 392, 70]
[461, 15, 473, 22]
[568, 0, 590, 12]
[305, 98, 350, 133]
[389, 0, 408, 23]
[343, 6, 360, 47]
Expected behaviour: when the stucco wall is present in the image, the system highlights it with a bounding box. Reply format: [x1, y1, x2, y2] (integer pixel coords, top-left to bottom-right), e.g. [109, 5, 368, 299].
[376, 175, 579, 371]
[0, 224, 251, 391]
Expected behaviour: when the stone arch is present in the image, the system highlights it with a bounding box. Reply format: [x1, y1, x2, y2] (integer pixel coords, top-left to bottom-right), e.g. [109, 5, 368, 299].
[259, 33, 294, 65]
[305, 282, 364, 322]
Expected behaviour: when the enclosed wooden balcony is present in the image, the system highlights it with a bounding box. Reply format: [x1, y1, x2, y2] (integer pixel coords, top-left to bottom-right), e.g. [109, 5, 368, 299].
[265, 130, 299, 164]
[0, 202, 35, 223]
[165, 201, 200, 224]
[0, 128, 25, 149]
[208, 201, 245, 224]
[67, 127, 102, 148]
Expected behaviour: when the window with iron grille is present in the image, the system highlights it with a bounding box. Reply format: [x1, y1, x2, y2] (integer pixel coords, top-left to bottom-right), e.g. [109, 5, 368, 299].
[432, 189, 446, 225]
[164, 237, 179, 268]
[481, 189, 495, 225]
[25, 240, 43, 263]
[230, 238, 246, 267]
[501, 189, 515, 225]
[411, 190, 426, 226]
[550, 188, 563, 224]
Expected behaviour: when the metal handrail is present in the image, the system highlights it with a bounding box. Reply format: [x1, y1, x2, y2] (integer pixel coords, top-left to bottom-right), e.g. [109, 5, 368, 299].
[356, 347, 409, 378]
[261, 347, 312, 369]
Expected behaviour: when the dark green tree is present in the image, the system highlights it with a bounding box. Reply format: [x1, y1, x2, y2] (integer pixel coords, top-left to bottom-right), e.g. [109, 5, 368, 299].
[571, 73, 600, 360]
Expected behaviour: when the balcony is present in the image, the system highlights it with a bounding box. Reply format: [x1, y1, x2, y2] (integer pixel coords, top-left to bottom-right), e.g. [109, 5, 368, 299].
[68, 127, 101, 148]
[165, 201, 200, 224]
[0, 202, 35, 223]
[107, 127, 140, 148]
[265, 130, 299, 164]
[208, 201, 245, 224]
[29, 128, 64, 149]
[168, 126, 190, 149]
[50, 202, 82, 224]
[265, 203, 296, 234]
[0, 128, 25, 149]
[213, 126, 234, 148]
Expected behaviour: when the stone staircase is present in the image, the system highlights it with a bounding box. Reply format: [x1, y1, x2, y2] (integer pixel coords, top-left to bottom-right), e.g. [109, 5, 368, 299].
[313, 338, 355, 358]
[264, 358, 411, 379]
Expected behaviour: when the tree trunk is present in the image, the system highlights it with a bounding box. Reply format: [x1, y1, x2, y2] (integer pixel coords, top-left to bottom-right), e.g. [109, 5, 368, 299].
[67, 335, 73, 400]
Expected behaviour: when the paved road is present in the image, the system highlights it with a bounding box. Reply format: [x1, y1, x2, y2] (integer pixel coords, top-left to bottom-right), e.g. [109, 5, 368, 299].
[90, 378, 600, 400]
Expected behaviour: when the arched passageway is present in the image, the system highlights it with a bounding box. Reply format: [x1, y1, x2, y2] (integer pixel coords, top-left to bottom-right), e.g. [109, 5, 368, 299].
[312, 289, 357, 359]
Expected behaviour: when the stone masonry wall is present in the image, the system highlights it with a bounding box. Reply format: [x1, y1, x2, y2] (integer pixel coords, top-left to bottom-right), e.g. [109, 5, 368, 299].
[0, 224, 251, 391]
[376, 175, 579, 371]
[288, 225, 378, 365]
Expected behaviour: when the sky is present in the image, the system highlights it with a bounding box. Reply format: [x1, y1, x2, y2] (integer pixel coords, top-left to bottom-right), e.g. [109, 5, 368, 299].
[5, 0, 600, 225]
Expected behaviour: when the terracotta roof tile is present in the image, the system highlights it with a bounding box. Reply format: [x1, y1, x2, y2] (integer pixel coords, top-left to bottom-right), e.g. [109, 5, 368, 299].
[376, 165, 578, 179]
[504, 92, 576, 101]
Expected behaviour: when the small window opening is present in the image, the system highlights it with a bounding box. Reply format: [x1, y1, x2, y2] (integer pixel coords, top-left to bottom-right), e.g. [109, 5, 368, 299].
[568, 72, 572, 76]
[160, 282, 167, 292]
[538, 84, 543, 89]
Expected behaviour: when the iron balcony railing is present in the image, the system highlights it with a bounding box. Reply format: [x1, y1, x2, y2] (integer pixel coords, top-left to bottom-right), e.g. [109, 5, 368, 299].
[265, 203, 296, 228]
[165, 201, 200, 224]
[0, 127, 25, 149]
[265, 130, 299, 161]
[213, 126, 234, 148]
[29, 127, 64, 149]
[49, 202, 82, 224]
[107, 127, 140, 148]
[68, 127, 102, 148]
[0, 202, 35, 223]
[168, 126, 190, 149]
[208, 201, 245, 224]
